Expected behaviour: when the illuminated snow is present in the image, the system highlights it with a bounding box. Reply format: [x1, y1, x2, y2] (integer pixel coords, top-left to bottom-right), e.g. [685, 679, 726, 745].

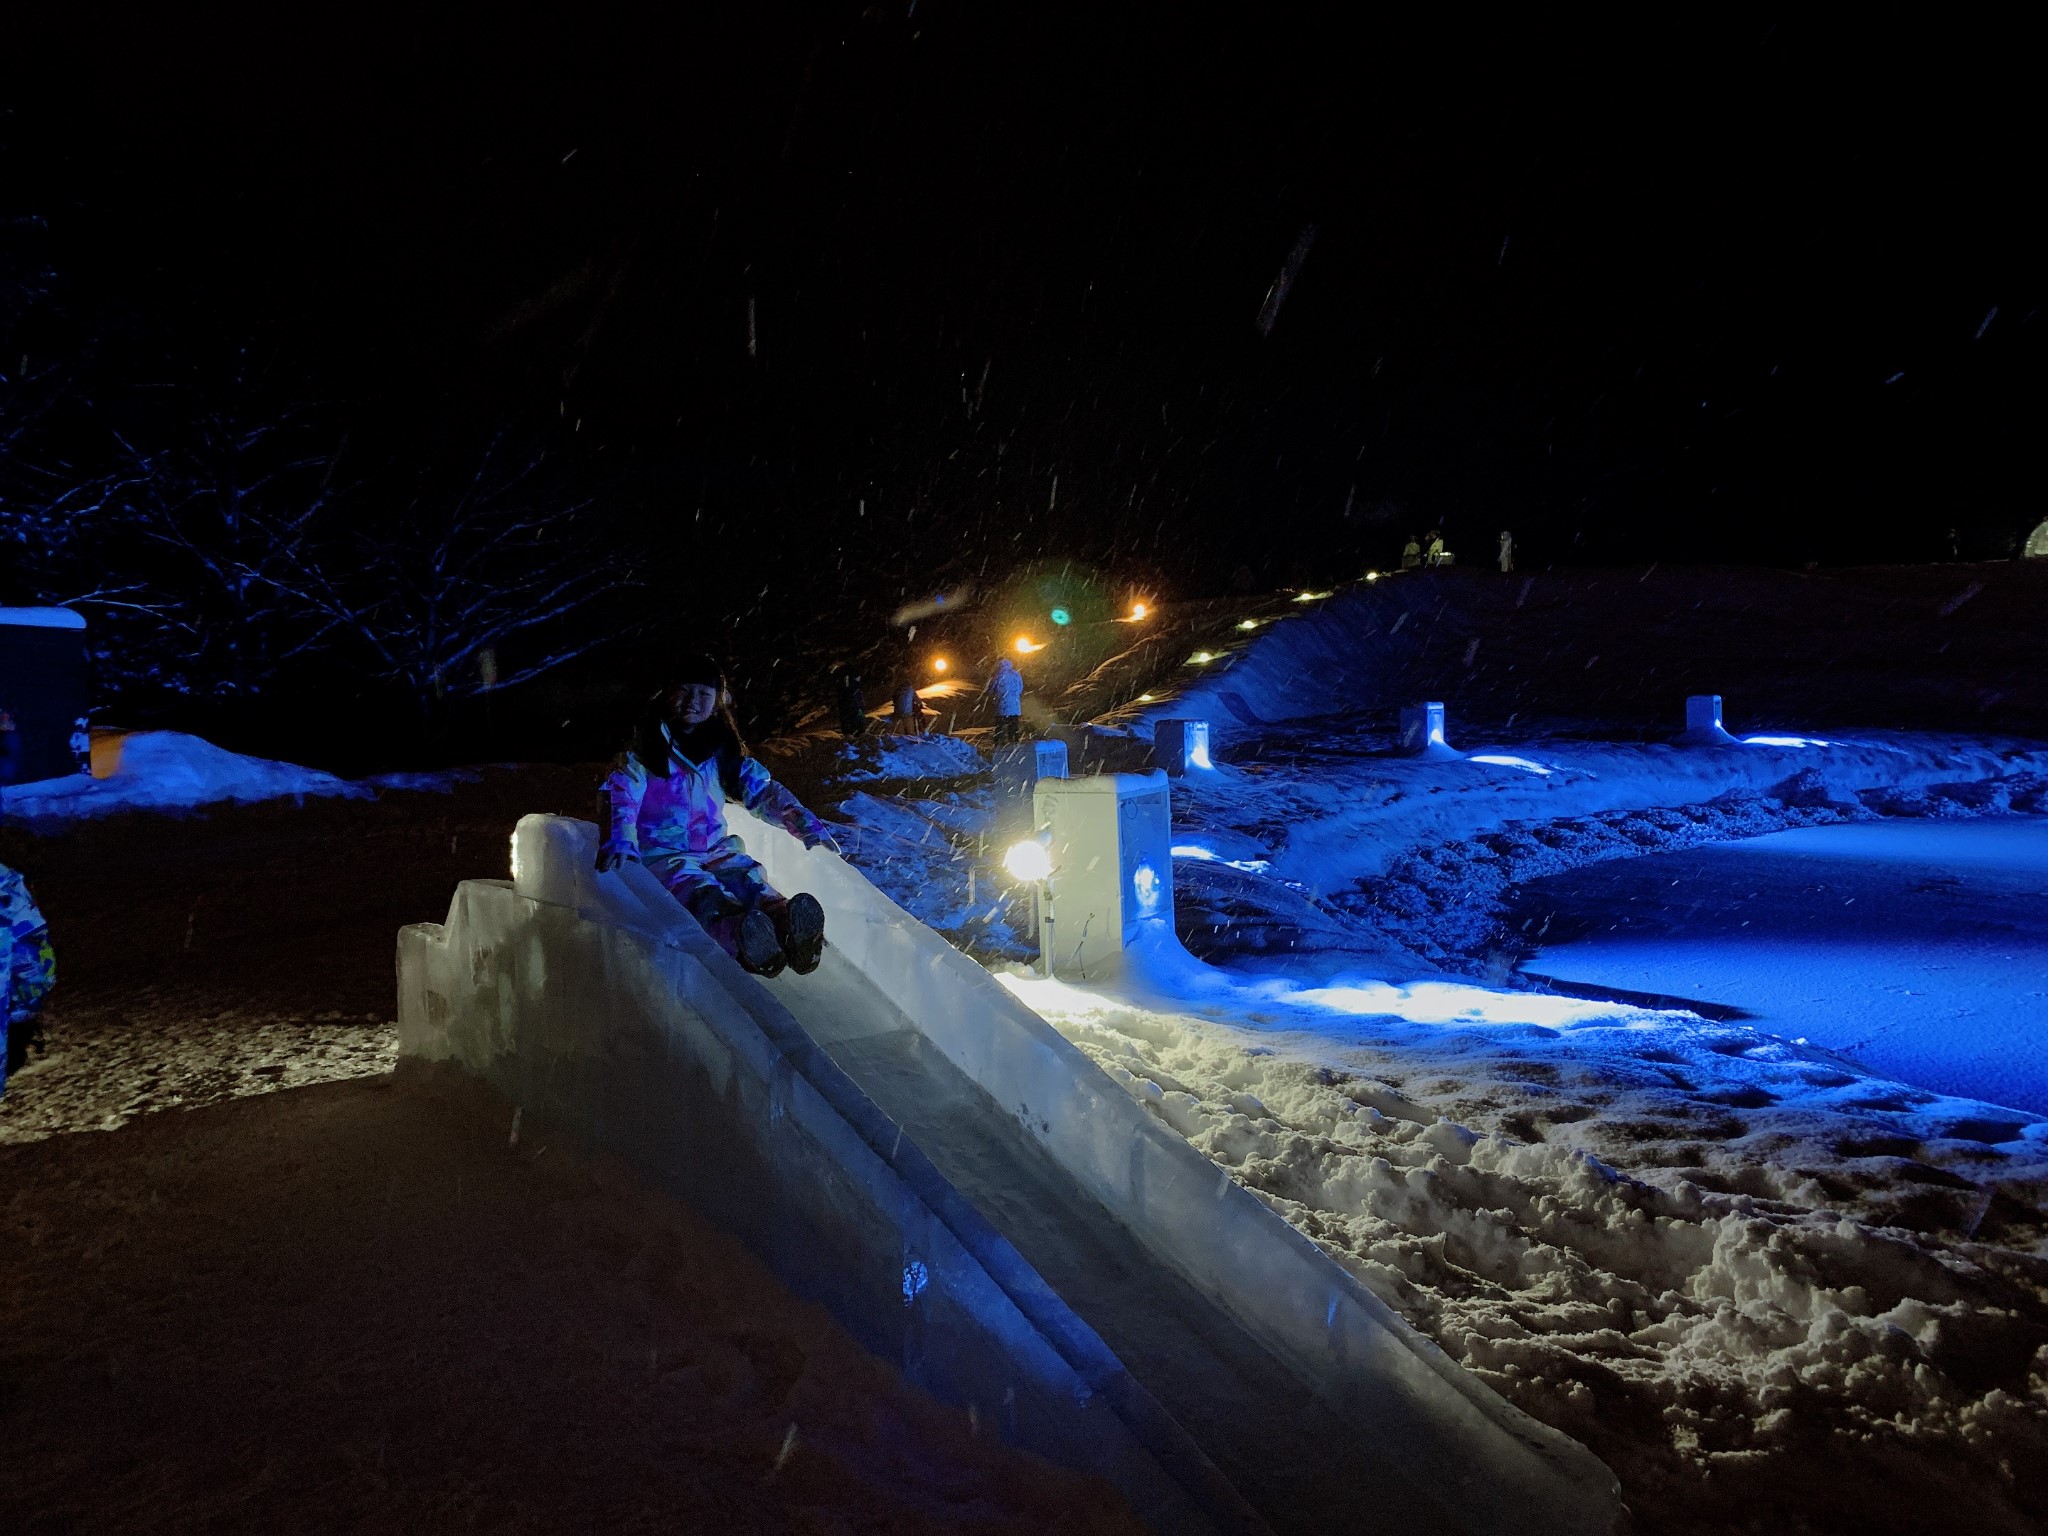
[1466, 753, 1556, 776]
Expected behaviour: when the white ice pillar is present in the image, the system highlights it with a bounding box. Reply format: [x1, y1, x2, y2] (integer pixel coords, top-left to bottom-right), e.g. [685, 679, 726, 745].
[1153, 718, 1211, 776]
[1031, 771, 1174, 978]
[1398, 701, 1461, 759]
[992, 739, 1068, 838]
[1682, 694, 1738, 746]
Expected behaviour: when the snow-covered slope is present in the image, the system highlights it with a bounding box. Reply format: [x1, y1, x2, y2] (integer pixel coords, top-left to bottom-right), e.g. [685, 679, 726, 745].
[1124, 564, 2048, 745]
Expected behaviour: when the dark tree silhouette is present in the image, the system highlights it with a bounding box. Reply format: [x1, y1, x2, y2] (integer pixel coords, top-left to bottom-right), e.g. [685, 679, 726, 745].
[281, 434, 633, 724]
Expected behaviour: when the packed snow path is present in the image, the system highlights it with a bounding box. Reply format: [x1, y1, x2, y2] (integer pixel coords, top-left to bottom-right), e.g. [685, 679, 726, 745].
[1519, 816, 2048, 1115]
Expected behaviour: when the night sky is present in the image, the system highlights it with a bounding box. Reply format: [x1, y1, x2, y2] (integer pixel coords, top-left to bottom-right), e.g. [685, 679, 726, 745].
[5, 5, 2041, 745]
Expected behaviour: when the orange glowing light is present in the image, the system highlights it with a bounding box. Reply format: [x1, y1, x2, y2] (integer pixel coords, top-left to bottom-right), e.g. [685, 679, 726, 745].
[1014, 635, 1044, 654]
[932, 656, 949, 673]
[1128, 600, 1150, 620]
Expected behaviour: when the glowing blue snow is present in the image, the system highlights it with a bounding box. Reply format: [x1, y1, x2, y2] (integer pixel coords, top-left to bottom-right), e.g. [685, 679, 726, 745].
[1525, 817, 2048, 1114]
[1467, 754, 1556, 776]
[1741, 735, 1830, 748]
[1171, 844, 1272, 873]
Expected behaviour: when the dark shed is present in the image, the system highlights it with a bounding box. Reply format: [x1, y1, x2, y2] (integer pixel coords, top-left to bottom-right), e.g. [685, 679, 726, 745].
[0, 608, 91, 785]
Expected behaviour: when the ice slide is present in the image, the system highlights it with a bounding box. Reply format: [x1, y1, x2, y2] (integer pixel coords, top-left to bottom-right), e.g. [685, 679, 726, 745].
[398, 809, 1621, 1535]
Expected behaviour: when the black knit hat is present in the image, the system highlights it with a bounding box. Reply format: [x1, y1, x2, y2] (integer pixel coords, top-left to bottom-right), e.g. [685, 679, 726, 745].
[662, 653, 726, 691]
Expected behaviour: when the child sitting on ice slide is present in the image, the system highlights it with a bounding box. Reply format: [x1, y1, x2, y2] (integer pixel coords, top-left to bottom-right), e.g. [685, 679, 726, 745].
[595, 656, 835, 978]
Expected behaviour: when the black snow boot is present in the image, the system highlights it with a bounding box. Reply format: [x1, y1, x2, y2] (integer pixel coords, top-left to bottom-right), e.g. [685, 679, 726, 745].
[735, 908, 788, 977]
[783, 893, 826, 976]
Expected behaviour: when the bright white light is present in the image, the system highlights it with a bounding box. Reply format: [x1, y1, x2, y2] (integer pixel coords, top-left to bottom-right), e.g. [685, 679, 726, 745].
[1136, 692, 1156, 702]
[1467, 753, 1556, 776]
[1132, 862, 1162, 916]
[1364, 571, 1379, 582]
[931, 656, 949, 673]
[1293, 590, 1331, 602]
[1188, 651, 1215, 665]
[1742, 735, 1830, 748]
[1129, 601, 1150, 620]
[1003, 838, 1053, 882]
[1237, 619, 1259, 631]
[1014, 635, 1044, 654]
[1189, 743, 1213, 769]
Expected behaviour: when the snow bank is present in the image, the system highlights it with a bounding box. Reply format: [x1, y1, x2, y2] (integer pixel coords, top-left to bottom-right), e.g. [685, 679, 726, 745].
[0, 731, 361, 824]
[1010, 956, 2048, 1532]
[0, 730, 485, 828]
[1127, 588, 1376, 738]
[824, 732, 986, 785]
[0, 607, 86, 630]
[1180, 731, 2048, 891]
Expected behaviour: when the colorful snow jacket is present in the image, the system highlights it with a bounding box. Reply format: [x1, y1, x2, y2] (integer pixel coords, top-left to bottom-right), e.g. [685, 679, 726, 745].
[600, 724, 824, 863]
[2, 861, 56, 1097]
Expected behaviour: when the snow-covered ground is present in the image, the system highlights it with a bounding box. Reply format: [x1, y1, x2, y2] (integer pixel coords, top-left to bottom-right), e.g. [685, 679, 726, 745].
[0, 994, 396, 1145]
[998, 948, 2048, 1528]
[1521, 817, 2048, 1114]
[6, 607, 2045, 1527]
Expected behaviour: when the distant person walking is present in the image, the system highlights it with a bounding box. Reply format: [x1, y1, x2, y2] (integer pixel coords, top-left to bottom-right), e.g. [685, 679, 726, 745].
[989, 656, 1025, 746]
[1400, 534, 1422, 570]
[835, 670, 867, 738]
[1497, 530, 1514, 573]
[892, 679, 926, 735]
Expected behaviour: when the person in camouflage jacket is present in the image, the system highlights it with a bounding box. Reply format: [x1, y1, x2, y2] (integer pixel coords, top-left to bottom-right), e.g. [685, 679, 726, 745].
[596, 657, 833, 978]
[2, 861, 55, 1095]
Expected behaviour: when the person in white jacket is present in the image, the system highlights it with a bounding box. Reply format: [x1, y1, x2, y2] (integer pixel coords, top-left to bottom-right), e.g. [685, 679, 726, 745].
[989, 656, 1025, 746]
[596, 657, 833, 977]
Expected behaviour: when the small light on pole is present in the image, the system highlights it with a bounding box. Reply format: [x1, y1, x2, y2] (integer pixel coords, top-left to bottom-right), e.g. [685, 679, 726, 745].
[1003, 836, 1056, 976]
[1128, 600, 1150, 621]
[1002, 837, 1052, 883]
[932, 656, 949, 674]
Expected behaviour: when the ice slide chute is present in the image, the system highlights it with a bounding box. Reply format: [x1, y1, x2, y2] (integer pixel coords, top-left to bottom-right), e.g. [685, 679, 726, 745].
[398, 810, 1622, 1535]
